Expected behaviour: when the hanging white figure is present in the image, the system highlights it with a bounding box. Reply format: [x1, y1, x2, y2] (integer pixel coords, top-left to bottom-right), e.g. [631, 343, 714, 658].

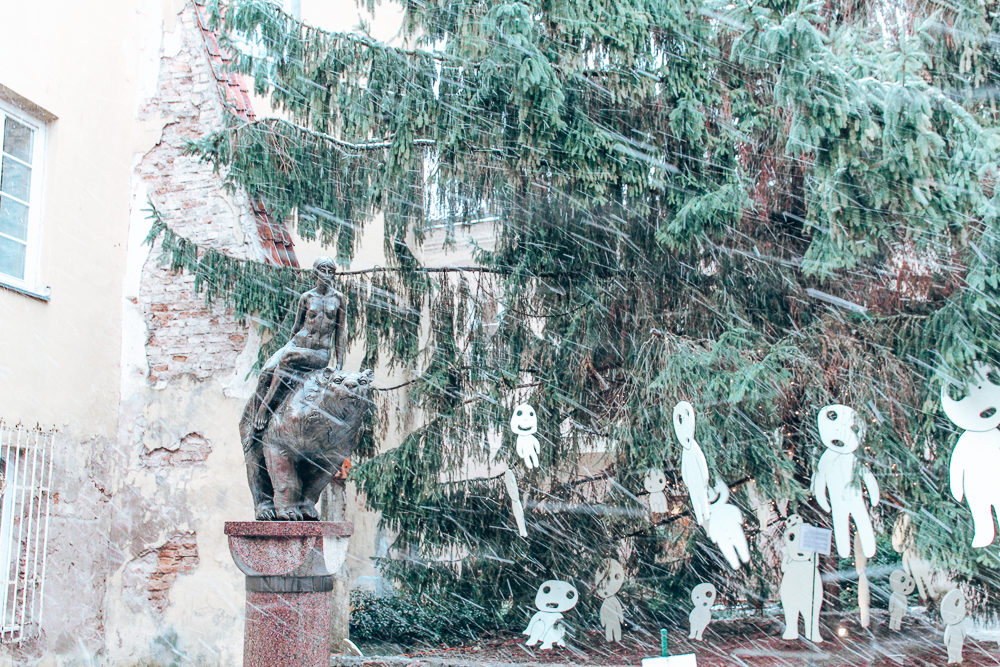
[524, 580, 578, 650]
[812, 404, 880, 559]
[644, 468, 669, 514]
[673, 401, 711, 527]
[940, 363, 1000, 548]
[688, 583, 716, 641]
[707, 480, 751, 570]
[892, 514, 932, 601]
[503, 470, 528, 537]
[888, 569, 914, 631]
[779, 515, 824, 643]
[511, 404, 541, 469]
[941, 589, 971, 664]
[855, 533, 871, 628]
[595, 559, 625, 643]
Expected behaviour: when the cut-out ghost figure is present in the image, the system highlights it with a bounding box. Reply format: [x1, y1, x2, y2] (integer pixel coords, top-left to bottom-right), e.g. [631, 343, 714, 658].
[688, 583, 716, 641]
[888, 569, 914, 631]
[511, 404, 540, 469]
[503, 470, 528, 537]
[779, 514, 823, 643]
[940, 364, 1000, 548]
[673, 401, 711, 527]
[644, 468, 668, 514]
[595, 559, 625, 643]
[941, 588, 971, 664]
[812, 404, 880, 559]
[707, 481, 751, 570]
[524, 579, 578, 650]
[892, 514, 932, 601]
[855, 532, 870, 628]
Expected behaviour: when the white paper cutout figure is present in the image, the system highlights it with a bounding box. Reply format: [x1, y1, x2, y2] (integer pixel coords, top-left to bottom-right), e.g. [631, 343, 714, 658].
[855, 533, 870, 628]
[595, 559, 625, 643]
[503, 470, 528, 537]
[688, 583, 716, 641]
[892, 514, 932, 601]
[511, 403, 541, 469]
[779, 515, 824, 643]
[941, 589, 971, 664]
[888, 569, 914, 631]
[524, 580, 578, 650]
[673, 401, 711, 527]
[707, 481, 751, 570]
[812, 404, 880, 559]
[644, 468, 669, 514]
[940, 364, 1000, 548]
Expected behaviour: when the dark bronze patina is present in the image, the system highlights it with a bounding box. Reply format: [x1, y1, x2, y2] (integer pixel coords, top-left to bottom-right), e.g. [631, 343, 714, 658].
[239, 257, 373, 521]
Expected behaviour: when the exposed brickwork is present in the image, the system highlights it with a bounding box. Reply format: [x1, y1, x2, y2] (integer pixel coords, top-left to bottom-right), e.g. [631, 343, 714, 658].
[122, 532, 200, 616]
[135, 4, 264, 385]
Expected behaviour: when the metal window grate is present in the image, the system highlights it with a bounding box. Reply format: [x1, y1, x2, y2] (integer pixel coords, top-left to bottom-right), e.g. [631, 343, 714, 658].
[0, 421, 54, 644]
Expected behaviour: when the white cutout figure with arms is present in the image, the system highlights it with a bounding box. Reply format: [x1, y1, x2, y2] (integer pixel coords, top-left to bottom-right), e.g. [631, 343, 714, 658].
[673, 401, 711, 527]
[688, 583, 716, 641]
[940, 363, 1000, 548]
[892, 514, 932, 601]
[779, 515, 824, 643]
[644, 468, 669, 514]
[595, 559, 625, 643]
[524, 580, 578, 650]
[707, 481, 751, 570]
[941, 589, 971, 664]
[888, 569, 914, 631]
[511, 404, 541, 469]
[812, 405, 880, 559]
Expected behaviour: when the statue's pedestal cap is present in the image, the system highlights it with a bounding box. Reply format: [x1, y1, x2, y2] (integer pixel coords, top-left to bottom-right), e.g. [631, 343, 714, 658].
[225, 521, 353, 667]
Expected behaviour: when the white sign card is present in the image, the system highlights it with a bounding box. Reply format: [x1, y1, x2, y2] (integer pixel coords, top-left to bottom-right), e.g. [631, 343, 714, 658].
[800, 525, 832, 555]
[642, 655, 698, 667]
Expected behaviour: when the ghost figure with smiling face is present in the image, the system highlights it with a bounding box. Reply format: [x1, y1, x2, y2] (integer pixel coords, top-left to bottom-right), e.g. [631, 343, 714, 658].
[524, 579, 579, 650]
[940, 363, 1000, 548]
[673, 401, 712, 527]
[595, 559, 626, 643]
[688, 583, 716, 641]
[812, 405, 880, 559]
[644, 468, 669, 514]
[511, 403, 541, 468]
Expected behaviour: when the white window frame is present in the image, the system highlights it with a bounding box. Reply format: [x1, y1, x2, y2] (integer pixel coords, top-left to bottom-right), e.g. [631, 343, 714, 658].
[0, 99, 47, 298]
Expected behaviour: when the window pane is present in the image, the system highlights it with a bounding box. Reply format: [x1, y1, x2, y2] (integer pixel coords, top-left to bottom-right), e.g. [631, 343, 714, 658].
[2, 118, 32, 164]
[0, 196, 27, 241]
[0, 235, 25, 280]
[0, 157, 30, 201]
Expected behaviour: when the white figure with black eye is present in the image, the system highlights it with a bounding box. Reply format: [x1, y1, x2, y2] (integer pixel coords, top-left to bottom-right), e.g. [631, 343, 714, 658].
[941, 588, 971, 664]
[812, 405, 880, 559]
[644, 468, 669, 514]
[707, 480, 751, 570]
[524, 580, 578, 650]
[892, 514, 932, 602]
[511, 403, 541, 469]
[595, 559, 625, 643]
[888, 569, 915, 631]
[779, 514, 823, 643]
[673, 401, 711, 527]
[688, 583, 716, 641]
[940, 363, 1000, 548]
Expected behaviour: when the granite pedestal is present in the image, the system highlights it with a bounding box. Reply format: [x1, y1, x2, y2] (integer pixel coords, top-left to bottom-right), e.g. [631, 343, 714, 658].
[226, 521, 353, 667]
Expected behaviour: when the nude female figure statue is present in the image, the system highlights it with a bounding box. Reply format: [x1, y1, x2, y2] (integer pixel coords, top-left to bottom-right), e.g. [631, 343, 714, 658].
[252, 256, 347, 431]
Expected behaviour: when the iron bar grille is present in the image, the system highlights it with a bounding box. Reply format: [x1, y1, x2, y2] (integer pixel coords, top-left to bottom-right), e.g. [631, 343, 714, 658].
[0, 422, 54, 644]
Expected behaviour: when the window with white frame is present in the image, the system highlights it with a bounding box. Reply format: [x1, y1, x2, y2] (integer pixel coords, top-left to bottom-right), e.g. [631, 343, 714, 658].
[0, 102, 45, 292]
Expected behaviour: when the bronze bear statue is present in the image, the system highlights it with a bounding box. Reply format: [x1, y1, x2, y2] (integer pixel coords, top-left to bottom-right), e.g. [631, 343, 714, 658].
[239, 367, 374, 521]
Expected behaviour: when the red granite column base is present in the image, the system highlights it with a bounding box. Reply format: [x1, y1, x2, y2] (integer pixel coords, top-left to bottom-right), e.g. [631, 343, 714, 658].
[244, 591, 332, 667]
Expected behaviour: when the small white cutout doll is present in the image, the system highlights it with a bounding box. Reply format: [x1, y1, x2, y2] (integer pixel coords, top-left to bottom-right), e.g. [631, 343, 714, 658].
[511, 403, 540, 469]
[688, 583, 716, 641]
[644, 468, 669, 514]
[524, 579, 578, 650]
[892, 514, 932, 602]
[812, 404, 880, 559]
[779, 515, 823, 643]
[673, 401, 711, 527]
[707, 480, 751, 570]
[595, 559, 625, 643]
[940, 363, 1000, 548]
[941, 588, 971, 664]
[888, 569, 914, 631]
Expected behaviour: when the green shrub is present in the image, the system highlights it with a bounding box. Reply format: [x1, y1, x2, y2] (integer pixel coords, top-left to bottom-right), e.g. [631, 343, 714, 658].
[350, 590, 495, 644]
